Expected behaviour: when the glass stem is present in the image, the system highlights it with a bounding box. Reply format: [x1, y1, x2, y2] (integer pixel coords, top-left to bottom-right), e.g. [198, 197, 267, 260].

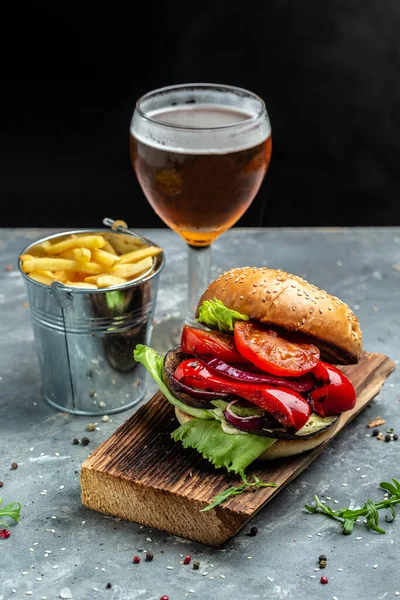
[185, 244, 212, 327]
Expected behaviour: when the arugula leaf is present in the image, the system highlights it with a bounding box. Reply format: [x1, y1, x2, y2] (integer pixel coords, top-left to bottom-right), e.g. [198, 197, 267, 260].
[134, 345, 214, 419]
[0, 498, 22, 529]
[197, 298, 249, 333]
[201, 471, 277, 511]
[171, 417, 276, 473]
[305, 478, 400, 534]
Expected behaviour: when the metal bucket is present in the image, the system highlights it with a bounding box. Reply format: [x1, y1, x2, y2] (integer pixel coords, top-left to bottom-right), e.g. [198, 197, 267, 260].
[18, 228, 165, 416]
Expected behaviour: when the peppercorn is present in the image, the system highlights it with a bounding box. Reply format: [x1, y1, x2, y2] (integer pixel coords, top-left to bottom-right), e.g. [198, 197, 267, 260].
[145, 551, 154, 561]
[394, 434, 398, 441]
[183, 555, 191, 564]
[247, 526, 258, 537]
[89, 389, 96, 397]
[0, 481, 3, 488]
[106, 583, 112, 589]
[320, 576, 329, 584]
[11, 462, 18, 470]
[72, 438, 80, 445]
[133, 556, 141, 564]
[160, 596, 169, 600]
[384, 434, 391, 442]
[87, 423, 96, 432]
[318, 554, 327, 568]
[193, 560, 200, 570]
[81, 437, 90, 446]
[372, 429, 379, 437]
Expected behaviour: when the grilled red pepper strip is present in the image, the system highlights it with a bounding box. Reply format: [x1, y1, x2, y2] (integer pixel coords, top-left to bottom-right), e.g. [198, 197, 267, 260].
[310, 362, 356, 417]
[174, 358, 311, 431]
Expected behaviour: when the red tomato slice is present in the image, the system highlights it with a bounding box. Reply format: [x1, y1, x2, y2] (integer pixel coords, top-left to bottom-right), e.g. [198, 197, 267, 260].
[180, 325, 249, 364]
[234, 321, 320, 377]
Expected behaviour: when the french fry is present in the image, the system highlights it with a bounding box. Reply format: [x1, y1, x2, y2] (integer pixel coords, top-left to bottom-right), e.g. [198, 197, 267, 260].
[102, 240, 118, 256]
[53, 270, 69, 283]
[65, 281, 98, 289]
[111, 256, 153, 279]
[91, 248, 119, 268]
[118, 246, 161, 265]
[20, 254, 35, 262]
[22, 258, 105, 275]
[27, 270, 56, 285]
[96, 275, 127, 288]
[73, 247, 91, 262]
[43, 235, 106, 255]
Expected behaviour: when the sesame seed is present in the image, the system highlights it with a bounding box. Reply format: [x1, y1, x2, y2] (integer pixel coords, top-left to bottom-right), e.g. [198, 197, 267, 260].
[220, 574, 225, 579]
[167, 566, 174, 570]
[337, 568, 343, 571]
[373, 564, 378, 569]
[355, 536, 362, 540]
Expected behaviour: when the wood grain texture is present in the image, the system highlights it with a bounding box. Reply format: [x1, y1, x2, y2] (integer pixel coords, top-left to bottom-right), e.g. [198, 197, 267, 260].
[81, 351, 395, 546]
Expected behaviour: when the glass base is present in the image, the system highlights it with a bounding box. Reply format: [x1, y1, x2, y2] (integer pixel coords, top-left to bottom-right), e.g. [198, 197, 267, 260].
[150, 315, 184, 354]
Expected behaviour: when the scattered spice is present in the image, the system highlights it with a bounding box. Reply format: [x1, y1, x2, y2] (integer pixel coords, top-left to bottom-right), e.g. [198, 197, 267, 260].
[133, 556, 141, 564]
[192, 561, 200, 570]
[372, 429, 380, 437]
[318, 554, 327, 568]
[11, 463, 18, 470]
[385, 434, 392, 442]
[160, 596, 169, 600]
[89, 389, 96, 397]
[377, 433, 385, 441]
[183, 555, 191, 564]
[86, 423, 96, 432]
[81, 437, 90, 446]
[0, 482, 3, 488]
[368, 417, 386, 428]
[247, 526, 258, 537]
[72, 438, 79, 445]
[145, 551, 154, 561]
[320, 576, 329, 584]
[394, 434, 399, 441]
[0, 529, 11, 539]
[106, 583, 112, 589]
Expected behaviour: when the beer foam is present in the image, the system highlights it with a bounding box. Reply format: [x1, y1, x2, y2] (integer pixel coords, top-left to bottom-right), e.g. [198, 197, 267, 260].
[131, 86, 271, 154]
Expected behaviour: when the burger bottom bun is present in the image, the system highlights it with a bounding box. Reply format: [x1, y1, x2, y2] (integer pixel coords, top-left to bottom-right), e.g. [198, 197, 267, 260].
[174, 407, 343, 460]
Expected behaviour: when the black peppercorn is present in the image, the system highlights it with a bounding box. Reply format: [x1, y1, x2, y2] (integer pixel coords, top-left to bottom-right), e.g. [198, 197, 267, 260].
[385, 434, 391, 442]
[81, 437, 90, 446]
[372, 429, 379, 437]
[72, 438, 79, 445]
[11, 462, 18, 470]
[318, 554, 327, 568]
[247, 526, 258, 537]
[394, 434, 398, 441]
[145, 551, 154, 561]
[193, 560, 200, 570]
[0, 482, 3, 488]
[106, 583, 112, 589]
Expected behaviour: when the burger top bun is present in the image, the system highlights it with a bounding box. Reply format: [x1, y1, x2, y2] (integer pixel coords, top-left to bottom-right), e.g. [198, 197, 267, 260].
[196, 267, 362, 364]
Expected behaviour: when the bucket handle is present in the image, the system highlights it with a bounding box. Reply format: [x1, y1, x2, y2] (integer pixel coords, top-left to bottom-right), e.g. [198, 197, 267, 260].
[102, 217, 149, 246]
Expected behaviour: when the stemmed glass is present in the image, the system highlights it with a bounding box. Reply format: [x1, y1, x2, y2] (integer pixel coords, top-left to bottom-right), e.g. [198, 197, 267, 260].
[129, 83, 272, 348]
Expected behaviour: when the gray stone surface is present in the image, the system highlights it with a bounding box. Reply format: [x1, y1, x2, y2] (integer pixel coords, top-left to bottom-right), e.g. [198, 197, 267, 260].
[1, 226, 399, 600]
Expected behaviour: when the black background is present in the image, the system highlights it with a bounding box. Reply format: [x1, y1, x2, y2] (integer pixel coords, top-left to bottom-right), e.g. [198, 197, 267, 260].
[2, 1, 400, 229]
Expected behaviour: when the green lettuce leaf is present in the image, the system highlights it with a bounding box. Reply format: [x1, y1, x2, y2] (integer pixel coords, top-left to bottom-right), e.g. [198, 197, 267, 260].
[133, 344, 214, 419]
[171, 418, 276, 473]
[197, 298, 249, 333]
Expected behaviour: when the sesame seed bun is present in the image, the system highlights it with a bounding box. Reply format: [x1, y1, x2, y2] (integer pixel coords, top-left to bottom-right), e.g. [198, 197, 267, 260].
[196, 267, 362, 364]
[174, 407, 343, 459]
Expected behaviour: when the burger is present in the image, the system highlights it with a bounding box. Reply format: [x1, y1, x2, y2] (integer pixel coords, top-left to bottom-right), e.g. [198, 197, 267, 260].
[134, 267, 362, 474]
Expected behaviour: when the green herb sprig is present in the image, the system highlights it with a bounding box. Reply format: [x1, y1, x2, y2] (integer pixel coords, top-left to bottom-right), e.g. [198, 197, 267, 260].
[0, 497, 22, 529]
[305, 478, 400, 534]
[201, 471, 277, 512]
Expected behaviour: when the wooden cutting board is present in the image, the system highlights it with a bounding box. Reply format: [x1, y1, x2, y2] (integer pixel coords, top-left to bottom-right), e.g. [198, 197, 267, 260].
[81, 351, 395, 547]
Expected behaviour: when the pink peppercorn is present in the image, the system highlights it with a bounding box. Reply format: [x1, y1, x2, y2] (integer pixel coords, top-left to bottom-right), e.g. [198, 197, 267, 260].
[160, 596, 169, 600]
[0, 529, 11, 539]
[133, 556, 141, 564]
[320, 576, 329, 584]
[183, 555, 191, 564]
